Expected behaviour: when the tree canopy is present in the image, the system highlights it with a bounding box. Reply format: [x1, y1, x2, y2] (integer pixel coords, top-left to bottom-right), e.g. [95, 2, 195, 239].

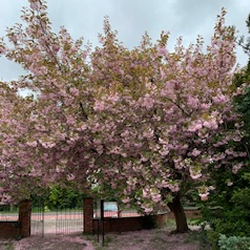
[0, 0, 247, 232]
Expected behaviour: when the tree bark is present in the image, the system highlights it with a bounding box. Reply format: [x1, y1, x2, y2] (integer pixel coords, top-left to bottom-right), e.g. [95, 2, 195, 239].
[168, 195, 189, 233]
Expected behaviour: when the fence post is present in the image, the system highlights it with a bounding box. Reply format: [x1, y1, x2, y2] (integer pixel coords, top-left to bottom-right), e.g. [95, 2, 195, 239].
[83, 197, 93, 234]
[19, 200, 32, 238]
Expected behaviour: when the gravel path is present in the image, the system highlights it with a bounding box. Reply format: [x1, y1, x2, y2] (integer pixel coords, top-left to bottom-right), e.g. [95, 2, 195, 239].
[95, 228, 200, 250]
[14, 235, 95, 250]
[0, 227, 200, 250]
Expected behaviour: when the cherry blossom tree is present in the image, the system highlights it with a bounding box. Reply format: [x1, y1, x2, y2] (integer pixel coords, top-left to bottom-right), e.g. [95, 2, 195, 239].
[0, 0, 247, 232]
[0, 82, 43, 203]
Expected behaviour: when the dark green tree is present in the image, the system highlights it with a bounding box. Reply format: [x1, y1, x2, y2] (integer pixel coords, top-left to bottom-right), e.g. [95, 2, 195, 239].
[201, 13, 250, 249]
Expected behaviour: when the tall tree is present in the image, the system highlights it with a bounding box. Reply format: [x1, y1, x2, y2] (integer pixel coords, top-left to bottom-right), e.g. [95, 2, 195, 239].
[200, 13, 250, 244]
[0, 1, 246, 232]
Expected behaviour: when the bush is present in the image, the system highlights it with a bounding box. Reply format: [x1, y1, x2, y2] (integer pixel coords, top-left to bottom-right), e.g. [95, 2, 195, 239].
[206, 229, 220, 250]
[31, 185, 84, 210]
[218, 234, 250, 250]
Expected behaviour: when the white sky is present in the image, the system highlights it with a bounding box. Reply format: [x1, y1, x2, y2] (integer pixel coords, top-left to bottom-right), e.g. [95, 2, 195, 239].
[0, 0, 250, 81]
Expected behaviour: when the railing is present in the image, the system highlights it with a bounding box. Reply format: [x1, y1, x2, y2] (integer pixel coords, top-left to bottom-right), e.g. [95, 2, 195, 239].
[31, 196, 84, 236]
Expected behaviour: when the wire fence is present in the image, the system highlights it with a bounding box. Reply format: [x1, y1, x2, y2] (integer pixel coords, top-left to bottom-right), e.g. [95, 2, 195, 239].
[31, 196, 84, 236]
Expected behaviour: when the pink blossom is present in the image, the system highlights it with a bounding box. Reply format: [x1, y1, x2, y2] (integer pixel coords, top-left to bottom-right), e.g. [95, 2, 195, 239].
[121, 130, 130, 137]
[167, 184, 180, 192]
[76, 124, 87, 131]
[160, 68, 166, 80]
[199, 192, 209, 201]
[232, 163, 243, 174]
[189, 166, 202, 180]
[187, 96, 199, 109]
[122, 197, 131, 203]
[144, 207, 153, 214]
[225, 149, 234, 155]
[212, 94, 227, 104]
[67, 173, 75, 181]
[94, 100, 105, 111]
[143, 128, 154, 139]
[0, 45, 6, 54]
[30, 1, 39, 11]
[110, 146, 122, 154]
[142, 189, 149, 198]
[208, 186, 215, 190]
[52, 44, 60, 53]
[107, 93, 120, 103]
[213, 153, 226, 161]
[159, 148, 169, 156]
[188, 122, 202, 132]
[141, 94, 154, 109]
[239, 152, 247, 157]
[191, 148, 201, 157]
[96, 146, 103, 154]
[39, 140, 56, 149]
[69, 87, 79, 97]
[157, 47, 168, 57]
[66, 116, 75, 126]
[151, 193, 161, 203]
[190, 172, 202, 180]
[26, 141, 38, 147]
[203, 119, 218, 130]
[201, 103, 211, 110]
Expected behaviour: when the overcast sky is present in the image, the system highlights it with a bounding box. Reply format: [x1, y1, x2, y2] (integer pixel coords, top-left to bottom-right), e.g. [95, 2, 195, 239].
[0, 0, 250, 81]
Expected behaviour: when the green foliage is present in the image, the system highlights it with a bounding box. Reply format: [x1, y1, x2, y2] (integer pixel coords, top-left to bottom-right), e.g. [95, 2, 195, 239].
[198, 14, 250, 250]
[202, 36, 250, 238]
[186, 228, 213, 250]
[238, 13, 250, 56]
[218, 234, 250, 250]
[31, 185, 84, 210]
[201, 62, 250, 247]
[45, 185, 83, 210]
[234, 62, 250, 136]
[206, 230, 220, 250]
[202, 166, 250, 238]
[0, 204, 18, 212]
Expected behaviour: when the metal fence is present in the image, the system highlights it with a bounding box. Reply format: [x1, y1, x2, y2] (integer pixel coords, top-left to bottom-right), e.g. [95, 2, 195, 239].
[31, 196, 84, 236]
[31, 199, 45, 237]
[55, 209, 84, 235]
[93, 200, 143, 246]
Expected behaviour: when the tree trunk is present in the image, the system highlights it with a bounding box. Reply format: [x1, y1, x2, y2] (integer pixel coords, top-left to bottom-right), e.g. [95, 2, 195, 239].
[168, 195, 189, 233]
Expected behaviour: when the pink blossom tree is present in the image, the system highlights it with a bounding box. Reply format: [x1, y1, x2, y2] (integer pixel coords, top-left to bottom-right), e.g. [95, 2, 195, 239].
[0, 82, 44, 203]
[0, 0, 246, 232]
[86, 10, 246, 232]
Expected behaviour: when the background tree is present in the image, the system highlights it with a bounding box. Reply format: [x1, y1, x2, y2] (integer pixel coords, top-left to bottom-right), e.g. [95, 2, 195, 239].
[238, 13, 250, 56]
[200, 13, 250, 249]
[0, 0, 246, 233]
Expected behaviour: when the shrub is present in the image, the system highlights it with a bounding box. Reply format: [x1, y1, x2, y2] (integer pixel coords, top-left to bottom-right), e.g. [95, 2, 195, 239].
[218, 234, 250, 250]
